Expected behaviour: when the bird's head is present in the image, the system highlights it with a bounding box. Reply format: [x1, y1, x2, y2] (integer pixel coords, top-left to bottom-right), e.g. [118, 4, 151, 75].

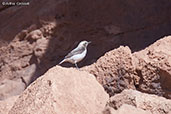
[78, 40, 91, 48]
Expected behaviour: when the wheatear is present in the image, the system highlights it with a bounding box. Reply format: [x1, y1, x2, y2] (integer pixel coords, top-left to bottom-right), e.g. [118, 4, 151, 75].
[59, 40, 91, 69]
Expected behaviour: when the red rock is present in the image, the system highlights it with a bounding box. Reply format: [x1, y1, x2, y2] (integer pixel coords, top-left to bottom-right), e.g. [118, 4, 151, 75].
[107, 89, 171, 114]
[0, 0, 171, 100]
[0, 79, 25, 100]
[0, 96, 18, 114]
[82, 46, 136, 96]
[83, 36, 171, 99]
[133, 36, 171, 98]
[103, 104, 151, 114]
[9, 66, 109, 114]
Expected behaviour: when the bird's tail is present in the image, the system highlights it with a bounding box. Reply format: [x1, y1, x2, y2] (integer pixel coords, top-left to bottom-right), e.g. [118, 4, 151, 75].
[59, 59, 66, 65]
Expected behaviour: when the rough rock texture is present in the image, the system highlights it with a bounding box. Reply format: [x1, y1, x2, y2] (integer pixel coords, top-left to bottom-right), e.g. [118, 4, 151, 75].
[103, 104, 151, 114]
[82, 46, 136, 96]
[9, 66, 109, 114]
[0, 96, 18, 114]
[133, 36, 171, 98]
[0, 0, 171, 99]
[106, 89, 171, 114]
[0, 22, 57, 99]
[0, 78, 25, 100]
[83, 36, 171, 98]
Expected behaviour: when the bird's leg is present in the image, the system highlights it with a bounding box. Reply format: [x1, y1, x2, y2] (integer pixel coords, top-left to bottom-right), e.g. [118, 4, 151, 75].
[74, 62, 79, 69]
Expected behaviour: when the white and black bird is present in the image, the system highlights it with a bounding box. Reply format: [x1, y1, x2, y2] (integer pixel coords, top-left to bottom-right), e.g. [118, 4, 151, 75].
[59, 40, 91, 69]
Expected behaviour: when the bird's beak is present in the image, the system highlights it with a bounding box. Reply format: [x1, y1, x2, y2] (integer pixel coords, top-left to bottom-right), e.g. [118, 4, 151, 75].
[88, 41, 91, 44]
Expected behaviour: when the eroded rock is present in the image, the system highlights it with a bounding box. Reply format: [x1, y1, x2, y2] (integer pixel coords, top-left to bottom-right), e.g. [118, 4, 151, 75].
[9, 66, 109, 114]
[133, 36, 171, 98]
[82, 46, 136, 96]
[103, 104, 151, 114]
[0, 0, 171, 100]
[106, 89, 171, 114]
[83, 36, 171, 99]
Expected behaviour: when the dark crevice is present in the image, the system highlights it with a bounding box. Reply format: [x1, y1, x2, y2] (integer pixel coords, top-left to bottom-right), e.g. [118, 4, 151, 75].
[20, 76, 27, 88]
[135, 69, 143, 90]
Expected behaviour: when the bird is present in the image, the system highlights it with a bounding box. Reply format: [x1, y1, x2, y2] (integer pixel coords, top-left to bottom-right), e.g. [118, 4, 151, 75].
[59, 40, 91, 69]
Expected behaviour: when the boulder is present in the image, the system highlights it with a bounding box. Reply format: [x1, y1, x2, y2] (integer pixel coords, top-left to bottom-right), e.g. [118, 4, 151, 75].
[82, 46, 136, 96]
[103, 104, 151, 114]
[133, 36, 171, 98]
[107, 89, 171, 114]
[83, 36, 171, 99]
[9, 66, 109, 114]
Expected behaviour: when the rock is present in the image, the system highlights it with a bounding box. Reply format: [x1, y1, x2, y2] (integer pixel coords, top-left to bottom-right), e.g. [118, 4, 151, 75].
[0, 41, 33, 81]
[107, 89, 171, 114]
[0, 0, 171, 100]
[82, 46, 136, 96]
[0, 96, 18, 114]
[103, 104, 151, 114]
[33, 38, 49, 61]
[83, 36, 171, 99]
[0, 79, 26, 100]
[0, 22, 57, 99]
[9, 66, 109, 114]
[133, 36, 171, 98]
[25, 29, 43, 43]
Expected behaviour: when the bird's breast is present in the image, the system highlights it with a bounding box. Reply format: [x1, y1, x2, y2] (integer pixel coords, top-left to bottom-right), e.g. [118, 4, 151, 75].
[70, 49, 87, 63]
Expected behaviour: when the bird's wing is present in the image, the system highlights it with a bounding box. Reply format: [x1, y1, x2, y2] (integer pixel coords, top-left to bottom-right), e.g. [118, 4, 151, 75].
[64, 47, 85, 59]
